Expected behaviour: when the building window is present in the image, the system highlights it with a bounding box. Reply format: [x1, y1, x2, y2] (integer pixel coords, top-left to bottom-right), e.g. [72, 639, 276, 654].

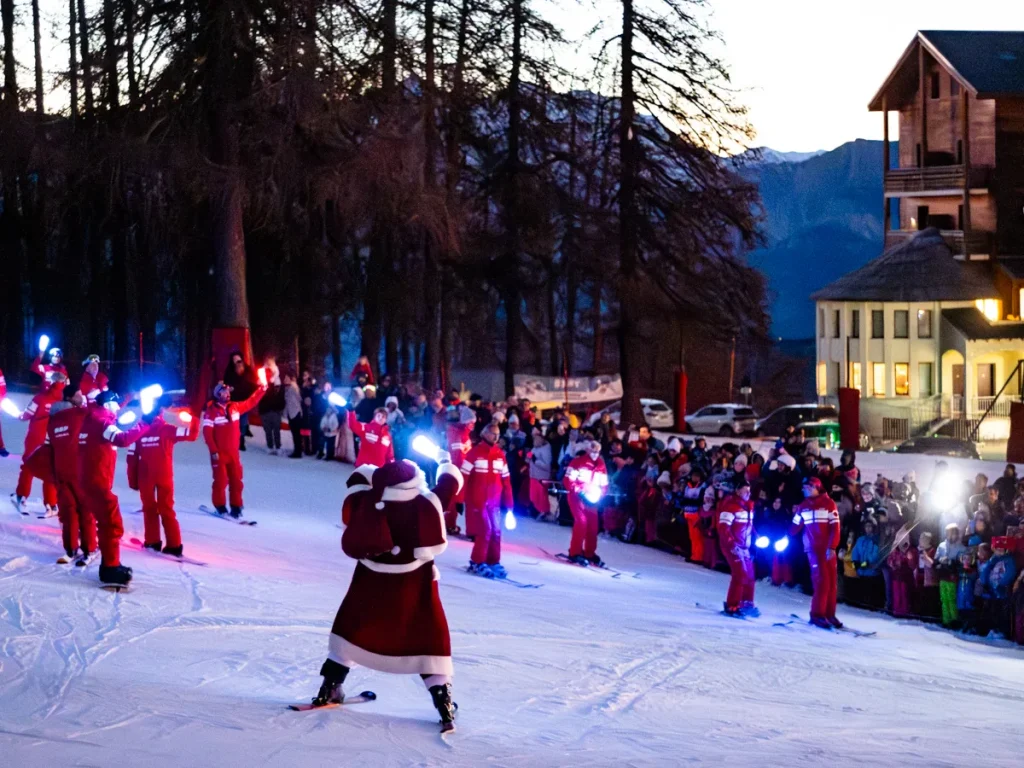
[819, 308, 825, 338]
[832, 309, 841, 339]
[930, 72, 940, 99]
[817, 363, 827, 396]
[894, 310, 909, 339]
[976, 299, 1000, 322]
[917, 309, 933, 338]
[894, 363, 910, 396]
[872, 363, 886, 397]
[919, 362, 934, 397]
[872, 310, 884, 338]
[849, 362, 862, 393]
[851, 310, 860, 338]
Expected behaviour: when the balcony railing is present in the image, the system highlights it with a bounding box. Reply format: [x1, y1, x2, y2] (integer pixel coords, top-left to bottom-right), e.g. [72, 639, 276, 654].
[884, 229, 992, 255]
[884, 165, 991, 195]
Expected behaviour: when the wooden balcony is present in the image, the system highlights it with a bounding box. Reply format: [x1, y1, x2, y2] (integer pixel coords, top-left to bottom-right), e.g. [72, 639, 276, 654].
[884, 229, 992, 255]
[884, 165, 991, 196]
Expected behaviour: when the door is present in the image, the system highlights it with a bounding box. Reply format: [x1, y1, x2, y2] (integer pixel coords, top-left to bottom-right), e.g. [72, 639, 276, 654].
[917, 205, 930, 230]
[952, 364, 965, 397]
[977, 363, 995, 398]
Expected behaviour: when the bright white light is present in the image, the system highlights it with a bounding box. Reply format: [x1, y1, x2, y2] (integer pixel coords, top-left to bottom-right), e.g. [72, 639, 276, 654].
[504, 509, 517, 531]
[584, 483, 603, 504]
[118, 411, 138, 426]
[1, 398, 22, 418]
[328, 392, 347, 408]
[179, 411, 193, 424]
[140, 384, 163, 415]
[774, 536, 789, 553]
[755, 536, 770, 549]
[413, 435, 441, 461]
[257, 367, 267, 386]
[38, 334, 50, 353]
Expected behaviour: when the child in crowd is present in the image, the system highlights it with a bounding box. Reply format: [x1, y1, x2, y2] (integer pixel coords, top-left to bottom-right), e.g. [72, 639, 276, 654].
[887, 536, 918, 618]
[916, 531, 940, 620]
[936, 523, 966, 627]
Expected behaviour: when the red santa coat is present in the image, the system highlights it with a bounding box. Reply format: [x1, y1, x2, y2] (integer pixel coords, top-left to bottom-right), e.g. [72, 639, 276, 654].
[201, 388, 266, 459]
[78, 371, 109, 403]
[78, 406, 151, 490]
[347, 410, 395, 467]
[789, 494, 841, 557]
[460, 441, 513, 537]
[127, 416, 198, 488]
[717, 495, 755, 553]
[329, 461, 463, 676]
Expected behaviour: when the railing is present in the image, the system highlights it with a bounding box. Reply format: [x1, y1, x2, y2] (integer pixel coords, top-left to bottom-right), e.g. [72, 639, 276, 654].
[883, 229, 992, 256]
[884, 165, 990, 194]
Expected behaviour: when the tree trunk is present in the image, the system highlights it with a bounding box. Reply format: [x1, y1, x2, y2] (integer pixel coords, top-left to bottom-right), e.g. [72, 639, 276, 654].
[565, 266, 577, 376]
[69, 0, 79, 124]
[592, 281, 604, 372]
[332, 312, 342, 381]
[77, 0, 94, 118]
[502, 285, 522, 398]
[102, 0, 119, 112]
[126, 0, 139, 108]
[32, 0, 43, 115]
[421, 0, 441, 392]
[500, 0, 524, 396]
[1, 0, 15, 110]
[547, 269, 559, 375]
[617, 0, 643, 425]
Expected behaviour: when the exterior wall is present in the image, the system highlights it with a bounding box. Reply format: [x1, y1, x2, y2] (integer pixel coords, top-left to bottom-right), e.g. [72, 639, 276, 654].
[995, 97, 1024, 257]
[897, 76, 995, 167]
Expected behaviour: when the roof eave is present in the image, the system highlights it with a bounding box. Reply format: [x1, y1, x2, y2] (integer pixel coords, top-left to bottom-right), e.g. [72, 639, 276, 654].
[868, 36, 920, 112]
[868, 31, 979, 112]
[918, 31, 979, 96]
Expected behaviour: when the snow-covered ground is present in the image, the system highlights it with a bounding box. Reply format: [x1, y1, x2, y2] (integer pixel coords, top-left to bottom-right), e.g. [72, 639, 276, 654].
[1, 398, 1023, 767]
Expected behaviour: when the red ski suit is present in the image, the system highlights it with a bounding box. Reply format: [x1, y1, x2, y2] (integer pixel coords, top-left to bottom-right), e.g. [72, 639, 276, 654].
[16, 387, 63, 506]
[563, 454, 609, 559]
[444, 422, 472, 528]
[46, 405, 94, 555]
[78, 371, 109, 403]
[347, 411, 395, 468]
[0, 367, 6, 451]
[789, 494, 842, 620]
[78, 406, 151, 567]
[460, 441, 513, 565]
[717, 494, 757, 611]
[127, 415, 198, 549]
[202, 387, 265, 509]
[31, 355, 68, 391]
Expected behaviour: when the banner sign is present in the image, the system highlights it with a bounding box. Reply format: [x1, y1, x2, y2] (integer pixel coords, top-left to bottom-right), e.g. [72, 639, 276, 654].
[513, 374, 622, 405]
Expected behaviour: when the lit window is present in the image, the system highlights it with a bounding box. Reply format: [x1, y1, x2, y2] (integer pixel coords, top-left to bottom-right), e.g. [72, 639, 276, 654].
[975, 299, 1000, 321]
[894, 363, 910, 396]
[872, 363, 886, 397]
[817, 363, 827, 396]
[849, 362, 862, 393]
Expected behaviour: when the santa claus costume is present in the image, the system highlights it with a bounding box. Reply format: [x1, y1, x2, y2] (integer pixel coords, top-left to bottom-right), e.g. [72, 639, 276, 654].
[460, 422, 513, 577]
[311, 459, 463, 732]
[443, 405, 475, 533]
[789, 476, 843, 629]
[717, 478, 760, 617]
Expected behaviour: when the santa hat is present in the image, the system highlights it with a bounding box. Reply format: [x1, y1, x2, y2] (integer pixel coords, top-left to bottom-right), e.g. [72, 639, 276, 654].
[372, 460, 427, 510]
[778, 454, 797, 470]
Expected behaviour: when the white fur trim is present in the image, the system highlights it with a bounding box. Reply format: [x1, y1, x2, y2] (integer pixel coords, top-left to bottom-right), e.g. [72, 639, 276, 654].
[328, 634, 453, 676]
[390, 545, 401, 555]
[422, 674, 451, 688]
[414, 543, 448, 560]
[436, 461, 465, 493]
[352, 464, 378, 483]
[381, 486, 424, 503]
[359, 559, 428, 574]
[375, 502, 386, 509]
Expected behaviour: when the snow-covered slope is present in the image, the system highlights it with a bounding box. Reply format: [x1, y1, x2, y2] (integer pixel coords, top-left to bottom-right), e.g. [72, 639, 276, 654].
[0, 403, 1021, 767]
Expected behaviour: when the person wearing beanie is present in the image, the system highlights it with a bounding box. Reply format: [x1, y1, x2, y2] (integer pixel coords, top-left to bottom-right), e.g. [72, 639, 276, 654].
[11, 372, 67, 516]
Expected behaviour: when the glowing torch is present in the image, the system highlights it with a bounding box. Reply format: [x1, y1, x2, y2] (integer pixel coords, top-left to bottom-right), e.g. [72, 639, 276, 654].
[583, 483, 604, 504]
[1, 398, 22, 418]
[504, 509, 517, 531]
[118, 410, 138, 426]
[755, 536, 770, 549]
[257, 367, 267, 386]
[179, 411, 193, 424]
[328, 392, 347, 408]
[140, 384, 164, 415]
[774, 536, 790, 553]
[38, 334, 50, 353]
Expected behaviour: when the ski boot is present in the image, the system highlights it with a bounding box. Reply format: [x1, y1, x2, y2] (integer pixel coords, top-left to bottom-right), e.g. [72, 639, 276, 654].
[229, 506, 243, 519]
[76, 551, 99, 567]
[311, 660, 350, 707]
[722, 602, 744, 618]
[809, 616, 833, 630]
[468, 561, 495, 578]
[587, 554, 605, 568]
[99, 564, 134, 585]
[144, 541, 163, 552]
[568, 554, 590, 567]
[214, 505, 229, 516]
[42, 504, 59, 518]
[11, 494, 27, 514]
[827, 616, 844, 629]
[739, 602, 761, 618]
[428, 683, 457, 733]
[489, 563, 508, 579]
[57, 548, 80, 565]
[163, 545, 183, 558]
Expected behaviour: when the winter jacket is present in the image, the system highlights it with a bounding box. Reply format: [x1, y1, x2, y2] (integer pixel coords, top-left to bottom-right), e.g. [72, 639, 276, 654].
[223, 358, 260, 405]
[127, 415, 198, 490]
[78, 371, 109, 402]
[461, 441, 513, 511]
[31, 355, 68, 391]
[918, 547, 939, 588]
[717, 494, 755, 554]
[564, 454, 610, 503]
[283, 382, 303, 420]
[44, 403, 88, 483]
[320, 410, 341, 438]
[678, 481, 707, 514]
[979, 553, 1018, 599]
[851, 535, 881, 577]
[78, 405, 151, 491]
[935, 540, 966, 582]
[789, 493, 841, 560]
[528, 443, 552, 481]
[258, 383, 286, 415]
[201, 387, 267, 459]
[347, 411, 395, 467]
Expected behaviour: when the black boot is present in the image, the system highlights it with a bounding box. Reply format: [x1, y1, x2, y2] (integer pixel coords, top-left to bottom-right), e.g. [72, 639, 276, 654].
[99, 564, 134, 585]
[144, 541, 162, 552]
[230, 506, 243, 519]
[215, 505, 229, 516]
[428, 683, 457, 728]
[163, 545, 183, 558]
[312, 659, 350, 706]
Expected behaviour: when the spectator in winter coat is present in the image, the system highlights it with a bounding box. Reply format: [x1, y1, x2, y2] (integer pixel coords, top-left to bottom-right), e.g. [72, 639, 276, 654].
[967, 515, 991, 547]
[837, 450, 860, 484]
[349, 355, 375, 385]
[319, 406, 341, 461]
[966, 473, 990, 518]
[504, 415, 528, 507]
[916, 531, 940, 619]
[300, 372, 318, 456]
[936, 524, 966, 626]
[994, 464, 1018, 508]
[887, 537, 918, 618]
[283, 373, 304, 459]
[528, 429, 553, 519]
[223, 351, 260, 452]
[257, 365, 286, 455]
[851, 520, 881, 577]
[311, 382, 331, 459]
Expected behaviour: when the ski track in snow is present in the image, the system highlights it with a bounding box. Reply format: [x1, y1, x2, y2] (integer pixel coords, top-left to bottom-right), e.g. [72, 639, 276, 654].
[0, 398, 1022, 767]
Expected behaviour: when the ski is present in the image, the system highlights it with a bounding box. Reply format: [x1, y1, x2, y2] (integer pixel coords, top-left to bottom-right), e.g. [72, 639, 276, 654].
[695, 601, 754, 621]
[100, 584, 132, 593]
[452, 565, 542, 589]
[199, 505, 257, 526]
[288, 690, 377, 711]
[127, 538, 208, 567]
[539, 548, 639, 579]
[56, 552, 78, 565]
[835, 626, 877, 638]
[36, 508, 59, 520]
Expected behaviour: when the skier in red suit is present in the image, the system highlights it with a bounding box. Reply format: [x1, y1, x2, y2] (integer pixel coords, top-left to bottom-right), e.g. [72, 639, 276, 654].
[42, 391, 94, 560]
[347, 407, 395, 468]
[12, 374, 66, 515]
[31, 347, 68, 392]
[201, 381, 267, 518]
[78, 354, 109, 403]
[789, 476, 843, 629]
[127, 394, 199, 557]
[311, 459, 463, 732]
[717, 477, 759, 617]
[460, 422, 513, 577]
[0, 366, 8, 457]
[78, 391, 152, 585]
[563, 440, 609, 566]
[443, 405, 475, 533]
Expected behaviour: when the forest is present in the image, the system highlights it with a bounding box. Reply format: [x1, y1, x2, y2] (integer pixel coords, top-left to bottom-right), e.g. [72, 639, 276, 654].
[0, 0, 778, 421]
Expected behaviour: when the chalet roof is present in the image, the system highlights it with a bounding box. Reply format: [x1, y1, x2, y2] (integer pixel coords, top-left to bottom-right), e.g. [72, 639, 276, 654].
[869, 30, 1024, 111]
[810, 228, 999, 302]
[942, 308, 1024, 341]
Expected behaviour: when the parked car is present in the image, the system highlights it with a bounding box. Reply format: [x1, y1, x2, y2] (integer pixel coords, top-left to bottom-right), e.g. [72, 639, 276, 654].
[685, 404, 757, 436]
[893, 436, 980, 460]
[584, 398, 675, 430]
[798, 420, 840, 450]
[756, 403, 838, 437]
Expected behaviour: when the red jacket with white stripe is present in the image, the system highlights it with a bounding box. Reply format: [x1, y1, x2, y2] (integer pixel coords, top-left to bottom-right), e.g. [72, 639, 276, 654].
[46, 404, 88, 483]
[446, 423, 472, 464]
[563, 455, 609, 502]
[78, 371, 109, 403]
[201, 388, 266, 459]
[789, 493, 841, 558]
[348, 410, 395, 467]
[78, 405, 151, 491]
[0, 367, 6, 400]
[127, 415, 198, 489]
[717, 495, 755, 553]
[21, 387, 63, 425]
[31, 356, 68, 392]
[460, 441, 513, 510]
